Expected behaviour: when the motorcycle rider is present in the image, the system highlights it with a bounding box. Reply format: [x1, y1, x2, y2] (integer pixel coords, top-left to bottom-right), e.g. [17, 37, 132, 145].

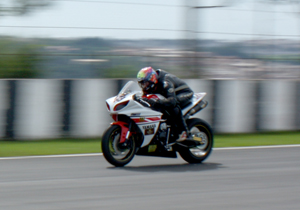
[133, 66, 194, 142]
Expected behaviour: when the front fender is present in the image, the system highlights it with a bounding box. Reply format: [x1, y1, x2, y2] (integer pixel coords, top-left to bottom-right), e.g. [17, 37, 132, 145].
[110, 116, 144, 148]
[110, 121, 129, 143]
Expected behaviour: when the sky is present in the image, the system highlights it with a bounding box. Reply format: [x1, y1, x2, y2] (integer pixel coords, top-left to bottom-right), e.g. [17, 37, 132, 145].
[0, 0, 299, 40]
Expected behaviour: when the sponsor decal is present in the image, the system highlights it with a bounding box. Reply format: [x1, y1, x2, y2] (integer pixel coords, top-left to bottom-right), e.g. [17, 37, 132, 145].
[148, 145, 157, 152]
[144, 128, 155, 135]
[139, 117, 146, 122]
[143, 124, 156, 135]
[131, 113, 141, 116]
[142, 124, 156, 129]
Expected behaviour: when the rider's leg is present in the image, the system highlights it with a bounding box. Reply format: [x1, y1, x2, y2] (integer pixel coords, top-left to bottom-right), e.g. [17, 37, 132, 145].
[169, 105, 190, 142]
[175, 92, 194, 141]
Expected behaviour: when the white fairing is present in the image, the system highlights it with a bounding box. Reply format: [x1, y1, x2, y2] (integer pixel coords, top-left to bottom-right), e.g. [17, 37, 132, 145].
[106, 81, 206, 148]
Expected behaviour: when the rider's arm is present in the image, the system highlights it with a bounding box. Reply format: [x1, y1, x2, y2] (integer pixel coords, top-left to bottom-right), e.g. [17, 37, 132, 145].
[157, 80, 177, 108]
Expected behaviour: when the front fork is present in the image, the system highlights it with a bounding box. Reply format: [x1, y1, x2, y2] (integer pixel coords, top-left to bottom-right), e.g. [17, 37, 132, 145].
[110, 121, 131, 144]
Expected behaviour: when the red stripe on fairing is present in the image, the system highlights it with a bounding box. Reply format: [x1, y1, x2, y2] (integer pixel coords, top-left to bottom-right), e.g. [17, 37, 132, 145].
[147, 117, 161, 121]
[131, 117, 161, 123]
[132, 118, 142, 123]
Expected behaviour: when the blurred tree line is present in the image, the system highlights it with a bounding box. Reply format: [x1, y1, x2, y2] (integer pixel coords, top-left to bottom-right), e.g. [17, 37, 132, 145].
[0, 0, 52, 78]
[0, 0, 299, 79]
[0, 38, 42, 78]
[0, 36, 299, 79]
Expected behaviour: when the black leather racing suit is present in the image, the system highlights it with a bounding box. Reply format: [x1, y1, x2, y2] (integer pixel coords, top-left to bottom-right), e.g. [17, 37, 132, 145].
[143, 69, 194, 137]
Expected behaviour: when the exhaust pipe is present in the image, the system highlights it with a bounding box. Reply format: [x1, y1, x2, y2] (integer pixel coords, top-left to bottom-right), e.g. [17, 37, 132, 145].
[184, 100, 208, 119]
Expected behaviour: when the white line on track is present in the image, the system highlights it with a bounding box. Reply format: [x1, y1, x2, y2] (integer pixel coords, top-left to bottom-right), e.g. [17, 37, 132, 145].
[0, 153, 102, 160]
[0, 144, 300, 160]
[213, 144, 300, 150]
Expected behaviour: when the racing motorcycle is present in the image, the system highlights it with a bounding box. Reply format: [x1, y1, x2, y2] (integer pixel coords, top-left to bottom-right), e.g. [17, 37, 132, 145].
[102, 81, 213, 167]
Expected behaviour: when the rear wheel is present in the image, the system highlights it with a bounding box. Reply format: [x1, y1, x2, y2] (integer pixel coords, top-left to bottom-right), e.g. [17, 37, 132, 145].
[101, 125, 136, 167]
[178, 118, 213, 164]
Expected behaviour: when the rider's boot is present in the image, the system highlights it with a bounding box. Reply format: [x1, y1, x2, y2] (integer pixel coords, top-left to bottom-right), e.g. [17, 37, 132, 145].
[176, 131, 187, 142]
[176, 131, 193, 142]
[176, 117, 192, 142]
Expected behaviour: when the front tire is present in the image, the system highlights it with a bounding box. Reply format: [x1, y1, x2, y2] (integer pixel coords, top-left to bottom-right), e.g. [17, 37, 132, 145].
[178, 118, 213, 164]
[102, 124, 136, 167]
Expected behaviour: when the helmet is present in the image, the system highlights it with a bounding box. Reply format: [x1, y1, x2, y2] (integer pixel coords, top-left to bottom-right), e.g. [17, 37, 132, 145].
[137, 67, 158, 93]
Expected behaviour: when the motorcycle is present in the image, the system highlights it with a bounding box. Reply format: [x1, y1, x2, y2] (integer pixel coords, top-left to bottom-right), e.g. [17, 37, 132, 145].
[102, 81, 213, 167]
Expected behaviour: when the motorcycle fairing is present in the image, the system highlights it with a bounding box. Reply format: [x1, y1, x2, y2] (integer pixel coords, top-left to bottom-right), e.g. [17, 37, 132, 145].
[106, 89, 163, 148]
[130, 116, 162, 147]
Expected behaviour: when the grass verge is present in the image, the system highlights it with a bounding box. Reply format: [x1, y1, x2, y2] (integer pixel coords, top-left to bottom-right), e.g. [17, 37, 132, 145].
[0, 132, 300, 157]
[215, 132, 300, 147]
[0, 139, 101, 157]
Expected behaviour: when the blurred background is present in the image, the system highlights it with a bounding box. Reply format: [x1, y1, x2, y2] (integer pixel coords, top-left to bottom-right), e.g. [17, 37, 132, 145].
[0, 0, 300, 139]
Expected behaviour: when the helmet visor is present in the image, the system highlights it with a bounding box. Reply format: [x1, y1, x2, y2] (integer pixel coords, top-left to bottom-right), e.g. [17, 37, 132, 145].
[138, 80, 151, 91]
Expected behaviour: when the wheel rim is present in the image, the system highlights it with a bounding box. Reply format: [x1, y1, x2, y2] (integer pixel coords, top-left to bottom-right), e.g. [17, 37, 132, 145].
[108, 128, 135, 161]
[189, 125, 211, 158]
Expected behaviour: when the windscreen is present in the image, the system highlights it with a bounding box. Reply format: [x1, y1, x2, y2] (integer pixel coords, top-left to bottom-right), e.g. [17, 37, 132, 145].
[115, 81, 140, 102]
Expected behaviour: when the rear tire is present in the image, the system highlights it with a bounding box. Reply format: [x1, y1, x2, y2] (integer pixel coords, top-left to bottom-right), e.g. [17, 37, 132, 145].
[178, 118, 213, 164]
[102, 125, 136, 167]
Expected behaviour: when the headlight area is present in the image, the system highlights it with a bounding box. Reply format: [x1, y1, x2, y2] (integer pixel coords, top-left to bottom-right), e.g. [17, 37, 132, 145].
[113, 100, 129, 111]
[106, 102, 110, 111]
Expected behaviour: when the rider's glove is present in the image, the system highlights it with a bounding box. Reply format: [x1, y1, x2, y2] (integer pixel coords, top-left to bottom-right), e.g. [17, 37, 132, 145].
[133, 94, 150, 107]
[143, 98, 161, 109]
[133, 94, 161, 109]
[132, 94, 140, 102]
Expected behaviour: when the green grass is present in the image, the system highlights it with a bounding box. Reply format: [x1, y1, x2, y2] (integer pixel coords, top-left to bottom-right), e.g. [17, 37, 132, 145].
[215, 132, 300, 147]
[0, 138, 101, 157]
[0, 132, 300, 157]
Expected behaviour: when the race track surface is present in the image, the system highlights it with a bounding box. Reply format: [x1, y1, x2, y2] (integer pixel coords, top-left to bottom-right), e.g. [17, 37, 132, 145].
[1, 147, 300, 210]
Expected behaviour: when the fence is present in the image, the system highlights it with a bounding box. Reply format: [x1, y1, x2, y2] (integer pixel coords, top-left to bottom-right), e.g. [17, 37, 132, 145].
[0, 79, 299, 140]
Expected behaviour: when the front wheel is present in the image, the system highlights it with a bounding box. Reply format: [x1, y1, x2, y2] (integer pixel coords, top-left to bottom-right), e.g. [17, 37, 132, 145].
[101, 124, 136, 167]
[178, 118, 213, 164]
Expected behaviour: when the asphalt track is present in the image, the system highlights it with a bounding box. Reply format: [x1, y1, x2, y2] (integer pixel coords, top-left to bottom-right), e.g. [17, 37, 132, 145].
[1, 146, 300, 210]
